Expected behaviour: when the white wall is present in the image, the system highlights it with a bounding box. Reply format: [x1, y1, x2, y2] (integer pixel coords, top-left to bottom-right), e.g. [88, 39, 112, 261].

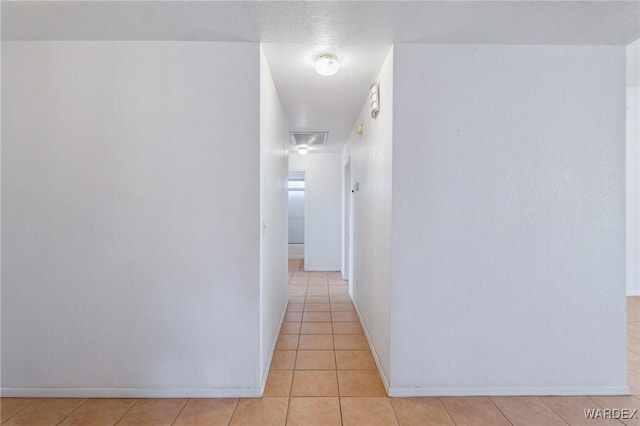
[627, 85, 640, 296]
[344, 47, 394, 388]
[259, 46, 289, 388]
[288, 191, 305, 244]
[1, 41, 263, 397]
[626, 37, 640, 296]
[390, 45, 627, 395]
[289, 153, 342, 271]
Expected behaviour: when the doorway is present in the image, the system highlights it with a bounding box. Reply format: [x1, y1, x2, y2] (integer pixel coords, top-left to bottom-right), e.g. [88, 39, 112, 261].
[288, 171, 305, 260]
[343, 158, 351, 281]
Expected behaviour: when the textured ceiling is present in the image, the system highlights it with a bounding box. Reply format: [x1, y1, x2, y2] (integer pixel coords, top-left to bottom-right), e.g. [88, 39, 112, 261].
[263, 44, 391, 152]
[3, 1, 639, 153]
[2, 1, 639, 45]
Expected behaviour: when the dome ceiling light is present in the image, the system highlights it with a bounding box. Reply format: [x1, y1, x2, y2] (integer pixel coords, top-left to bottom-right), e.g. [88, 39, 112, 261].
[314, 53, 340, 76]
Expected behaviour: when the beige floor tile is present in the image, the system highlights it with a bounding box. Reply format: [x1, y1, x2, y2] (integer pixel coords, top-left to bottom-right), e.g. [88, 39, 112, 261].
[291, 370, 339, 396]
[287, 304, 304, 312]
[173, 399, 238, 426]
[629, 371, 640, 396]
[390, 397, 454, 426]
[334, 334, 369, 350]
[304, 303, 330, 312]
[305, 296, 330, 304]
[302, 312, 332, 322]
[272, 350, 297, 369]
[301, 322, 333, 335]
[331, 303, 354, 312]
[539, 396, 620, 426]
[285, 312, 303, 322]
[337, 370, 386, 396]
[335, 350, 377, 370]
[289, 282, 308, 289]
[277, 334, 299, 350]
[440, 397, 510, 426]
[332, 312, 359, 322]
[288, 288, 307, 297]
[0, 398, 35, 423]
[340, 397, 398, 426]
[295, 350, 336, 370]
[281, 322, 301, 335]
[588, 396, 640, 425]
[59, 399, 136, 426]
[287, 397, 341, 426]
[309, 272, 328, 278]
[629, 351, 640, 370]
[327, 272, 344, 279]
[491, 396, 566, 426]
[264, 370, 294, 397]
[289, 296, 306, 304]
[332, 322, 363, 335]
[230, 397, 288, 426]
[116, 399, 186, 426]
[299, 335, 335, 350]
[307, 289, 329, 297]
[3, 398, 86, 426]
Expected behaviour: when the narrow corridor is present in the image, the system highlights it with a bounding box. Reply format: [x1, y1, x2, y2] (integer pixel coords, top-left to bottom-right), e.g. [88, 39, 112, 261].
[0, 261, 638, 425]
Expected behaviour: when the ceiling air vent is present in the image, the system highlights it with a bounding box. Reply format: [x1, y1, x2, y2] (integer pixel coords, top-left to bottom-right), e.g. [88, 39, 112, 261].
[290, 132, 329, 146]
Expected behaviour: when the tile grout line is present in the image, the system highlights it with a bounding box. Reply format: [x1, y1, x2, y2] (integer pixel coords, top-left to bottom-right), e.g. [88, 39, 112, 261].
[114, 399, 140, 425]
[434, 397, 457, 426]
[226, 398, 241, 425]
[284, 273, 306, 426]
[534, 397, 575, 426]
[168, 398, 189, 426]
[330, 285, 345, 425]
[1, 398, 37, 424]
[55, 398, 88, 425]
[438, 398, 458, 426]
[486, 397, 515, 426]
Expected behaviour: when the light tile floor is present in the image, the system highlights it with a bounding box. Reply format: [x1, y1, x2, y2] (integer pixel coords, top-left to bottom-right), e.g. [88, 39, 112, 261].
[1, 258, 638, 425]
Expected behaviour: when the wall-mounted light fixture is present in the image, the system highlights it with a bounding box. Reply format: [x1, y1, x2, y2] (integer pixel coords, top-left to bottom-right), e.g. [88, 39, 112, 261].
[297, 146, 309, 155]
[370, 82, 380, 119]
[314, 53, 340, 76]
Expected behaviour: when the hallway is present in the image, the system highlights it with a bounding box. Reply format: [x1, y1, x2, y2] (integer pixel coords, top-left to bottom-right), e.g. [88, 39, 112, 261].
[0, 261, 638, 424]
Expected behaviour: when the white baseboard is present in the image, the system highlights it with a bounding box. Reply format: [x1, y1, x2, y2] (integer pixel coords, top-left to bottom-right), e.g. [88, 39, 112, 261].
[0, 387, 262, 398]
[627, 291, 640, 296]
[260, 303, 288, 395]
[388, 386, 630, 397]
[352, 301, 390, 394]
[288, 244, 304, 260]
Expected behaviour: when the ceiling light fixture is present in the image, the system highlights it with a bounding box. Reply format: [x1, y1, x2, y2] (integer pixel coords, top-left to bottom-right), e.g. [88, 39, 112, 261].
[314, 53, 340, 76]
[297, 146, 309, 155]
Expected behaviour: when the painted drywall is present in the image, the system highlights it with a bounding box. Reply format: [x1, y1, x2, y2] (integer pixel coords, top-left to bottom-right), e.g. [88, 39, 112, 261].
[628, 85, 640, 296]
[391, 45, 626, 395]
[259, 46, 289, 387]
[343, 47, 394, 388]
[289, 153, 341, 271]
[1, 41, 262, 396]
[627, 39, 639, 87]
[288, 191, 304, 244]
